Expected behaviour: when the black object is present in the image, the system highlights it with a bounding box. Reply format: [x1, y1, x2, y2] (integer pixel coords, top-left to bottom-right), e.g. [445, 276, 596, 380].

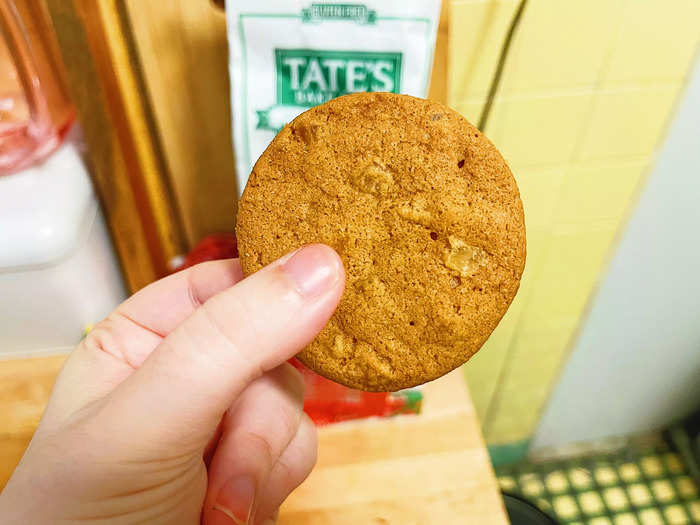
[478, 0, 529, 131]
[502, 492, 560, 525]
[666, 407, 700, 487]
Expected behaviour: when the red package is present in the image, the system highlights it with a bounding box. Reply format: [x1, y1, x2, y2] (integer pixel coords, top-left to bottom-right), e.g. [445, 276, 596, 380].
[289, 359, 421, 425]
[179, 233, 238, 269]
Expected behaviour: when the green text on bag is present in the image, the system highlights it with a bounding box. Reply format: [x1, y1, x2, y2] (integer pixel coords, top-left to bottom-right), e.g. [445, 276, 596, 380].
[275, 49, 402, 107]
[301, 3, 377, 24]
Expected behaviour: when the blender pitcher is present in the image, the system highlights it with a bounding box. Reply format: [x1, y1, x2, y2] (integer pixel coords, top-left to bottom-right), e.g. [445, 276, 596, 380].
[0, 0, 74, 175]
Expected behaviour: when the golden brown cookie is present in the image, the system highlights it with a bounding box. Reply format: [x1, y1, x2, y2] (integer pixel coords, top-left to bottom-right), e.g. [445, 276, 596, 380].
[236, 93, 526, 391]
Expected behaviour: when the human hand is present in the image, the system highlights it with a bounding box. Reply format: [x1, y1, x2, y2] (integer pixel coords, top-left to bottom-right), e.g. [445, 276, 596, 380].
[0, 245, 345, 524]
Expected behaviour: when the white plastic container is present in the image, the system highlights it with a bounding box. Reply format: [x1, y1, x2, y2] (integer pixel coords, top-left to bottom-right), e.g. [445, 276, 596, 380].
[0, 135, 126, 358]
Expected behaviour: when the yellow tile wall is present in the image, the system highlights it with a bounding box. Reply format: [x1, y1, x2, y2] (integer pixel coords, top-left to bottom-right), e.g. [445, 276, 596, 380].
[516, 165, 565, 230]
[499, 0, 625, 95]
[579, 86, 681, 161]
[556, 160, 649, 229]
[451, 0, 699, 446]
[486, 93, 594, 167]
[602, 0, 700, 86]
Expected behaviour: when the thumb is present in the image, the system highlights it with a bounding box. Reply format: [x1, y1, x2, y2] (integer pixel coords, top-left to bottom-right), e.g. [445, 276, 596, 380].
[100, 244, 344, 448]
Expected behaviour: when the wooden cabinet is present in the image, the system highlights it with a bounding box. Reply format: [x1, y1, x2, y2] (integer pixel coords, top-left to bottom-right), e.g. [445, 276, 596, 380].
[45, 0, 448, 293]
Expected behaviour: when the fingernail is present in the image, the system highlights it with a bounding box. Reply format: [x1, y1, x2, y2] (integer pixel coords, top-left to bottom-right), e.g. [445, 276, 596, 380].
[213, 475, 255, 524]
[281, 245, 341, 297]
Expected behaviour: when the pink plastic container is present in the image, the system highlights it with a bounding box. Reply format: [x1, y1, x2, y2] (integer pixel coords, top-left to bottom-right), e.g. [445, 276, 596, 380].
[0, 0, 74, 175]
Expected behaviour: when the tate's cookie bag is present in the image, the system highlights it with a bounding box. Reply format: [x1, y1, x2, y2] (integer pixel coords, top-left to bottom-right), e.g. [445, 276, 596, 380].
[226, 0, 441, 190]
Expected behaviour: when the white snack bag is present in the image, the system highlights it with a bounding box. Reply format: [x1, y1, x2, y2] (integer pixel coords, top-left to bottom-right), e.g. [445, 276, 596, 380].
[226, 0, 442, 193]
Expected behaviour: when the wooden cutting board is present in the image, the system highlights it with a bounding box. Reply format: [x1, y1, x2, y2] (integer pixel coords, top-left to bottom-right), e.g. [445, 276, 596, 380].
[279, 370, 508, 524]
[0, 356, 507, 524]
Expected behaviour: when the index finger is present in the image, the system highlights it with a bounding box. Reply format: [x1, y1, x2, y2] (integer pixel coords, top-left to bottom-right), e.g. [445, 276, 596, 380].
[115, 258, 244, 337]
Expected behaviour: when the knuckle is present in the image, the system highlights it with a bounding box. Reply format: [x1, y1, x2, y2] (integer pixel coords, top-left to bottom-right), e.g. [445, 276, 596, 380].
[301, 415, 319, 464]
[273, 454, 296, 485]
[240, 430, 276, 472]
[82, 317, 135, 369]
[198, 299, 265, 381]
[275, 415, 318, 486]
[185, 266, 205, 309]
[276, 400, 303, 444]
[280, 362, 306, 401]
[275, 442, 315, 488]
